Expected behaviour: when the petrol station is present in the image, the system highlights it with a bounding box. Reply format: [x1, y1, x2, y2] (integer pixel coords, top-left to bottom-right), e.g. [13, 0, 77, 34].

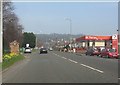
[75, 34, 118, 54]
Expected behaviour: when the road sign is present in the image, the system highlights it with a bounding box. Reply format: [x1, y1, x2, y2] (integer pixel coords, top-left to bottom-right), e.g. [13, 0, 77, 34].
[112, 34, 118, 54]
[26, 44, 29, 47]
[112, 34, 117, 39]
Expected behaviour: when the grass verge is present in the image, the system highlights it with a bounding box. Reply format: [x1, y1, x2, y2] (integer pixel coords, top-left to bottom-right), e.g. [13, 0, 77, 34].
[2, 54, 25, 70]
[0, 63, 1, 67]
[32, 49, 38, 52]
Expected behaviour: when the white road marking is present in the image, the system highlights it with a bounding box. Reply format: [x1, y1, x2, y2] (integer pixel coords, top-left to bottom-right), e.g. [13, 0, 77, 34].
[57, 54, 60, 56]
[68, 59, 78, 64]
[62, 57, 67, 59]
[53, 52, 104, 74]
[53, 53, 60, 57]
[80, 64, 104, 73]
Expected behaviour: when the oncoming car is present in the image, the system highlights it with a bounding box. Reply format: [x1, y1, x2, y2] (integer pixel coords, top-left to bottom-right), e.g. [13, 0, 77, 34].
[49, 47, 53, 51]
[40, 48, 48, 54]
[24, 47, 32, 53]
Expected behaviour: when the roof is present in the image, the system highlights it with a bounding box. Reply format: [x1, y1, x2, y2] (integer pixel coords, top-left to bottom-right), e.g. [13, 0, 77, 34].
[76, 35, 112, 42]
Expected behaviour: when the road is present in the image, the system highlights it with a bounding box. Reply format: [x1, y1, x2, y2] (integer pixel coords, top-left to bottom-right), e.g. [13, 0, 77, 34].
[2, 50, 118, 83]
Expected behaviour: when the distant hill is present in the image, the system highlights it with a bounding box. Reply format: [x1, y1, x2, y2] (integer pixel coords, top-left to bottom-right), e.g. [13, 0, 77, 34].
[35, 33, 84, 43]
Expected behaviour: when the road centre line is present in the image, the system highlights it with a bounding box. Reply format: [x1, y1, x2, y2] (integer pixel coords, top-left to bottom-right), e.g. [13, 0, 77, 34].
[61, 57, 67, 59]
[53, 53, 68, 60]
[53, 53, 60, 57]
[80, 64, 104, 73]
[68, 59, 78, 64]
[53, 53, 104, 74]
[57, 54, 60, 56]
[56, 54, 60, 57]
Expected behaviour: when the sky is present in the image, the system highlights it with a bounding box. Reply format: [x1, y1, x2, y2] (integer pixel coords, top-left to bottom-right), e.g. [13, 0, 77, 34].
[13, 1, 118, 36]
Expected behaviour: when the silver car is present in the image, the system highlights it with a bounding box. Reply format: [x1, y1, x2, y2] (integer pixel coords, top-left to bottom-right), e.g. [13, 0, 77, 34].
[24, 47, 32, 53]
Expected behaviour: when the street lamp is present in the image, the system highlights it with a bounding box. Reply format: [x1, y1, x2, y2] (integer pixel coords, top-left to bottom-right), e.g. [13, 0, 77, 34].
[65, 17, 72, 51]
[65, 17, 72, 36]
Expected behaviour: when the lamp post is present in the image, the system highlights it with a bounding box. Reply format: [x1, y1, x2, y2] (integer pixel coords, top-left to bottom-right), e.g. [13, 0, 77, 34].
[65, 17, 72, 50]
[65, 17, 72, 38]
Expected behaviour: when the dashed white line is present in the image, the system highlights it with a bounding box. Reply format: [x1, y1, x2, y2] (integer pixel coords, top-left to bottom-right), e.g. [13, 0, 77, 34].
[68, 59, 78, 64]
[61, 57, 67, 59]
[80, 64, 104, 73]
[53, 53, 61, 57]
[57, 55, 60, 56]
[53, 53, 103, 74]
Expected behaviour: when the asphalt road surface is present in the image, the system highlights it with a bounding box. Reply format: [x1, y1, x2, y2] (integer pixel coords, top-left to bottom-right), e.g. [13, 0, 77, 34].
[2, 50, 118, 83]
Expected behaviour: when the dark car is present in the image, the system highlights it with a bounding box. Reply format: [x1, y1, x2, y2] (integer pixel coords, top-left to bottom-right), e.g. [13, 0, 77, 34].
[40, 48, 48, 54]
[85, 48, 94, 56]
[85, 48, 100, 56]
[100, 48, 119, 58]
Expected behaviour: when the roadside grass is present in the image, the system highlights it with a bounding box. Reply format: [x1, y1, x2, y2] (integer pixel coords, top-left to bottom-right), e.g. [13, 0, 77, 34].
[2, 54, 25, 70]
[0, 63, 2, 70]
[32, 49, 38, 52]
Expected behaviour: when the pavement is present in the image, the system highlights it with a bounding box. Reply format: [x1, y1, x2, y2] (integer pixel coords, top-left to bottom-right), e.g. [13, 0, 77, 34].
[2, 50, 118, 83]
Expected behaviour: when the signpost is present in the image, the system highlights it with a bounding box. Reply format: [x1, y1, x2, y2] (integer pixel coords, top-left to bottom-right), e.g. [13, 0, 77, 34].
[26, 44, 30, 47]
[112, 34, 118, 54]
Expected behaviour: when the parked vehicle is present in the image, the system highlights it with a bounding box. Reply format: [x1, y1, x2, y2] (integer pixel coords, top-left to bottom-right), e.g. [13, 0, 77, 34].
[100, 48, 119, 58]
[40, 48, 48, 54]
[85, 48, 99, 56]
[24, 47, 32, 53]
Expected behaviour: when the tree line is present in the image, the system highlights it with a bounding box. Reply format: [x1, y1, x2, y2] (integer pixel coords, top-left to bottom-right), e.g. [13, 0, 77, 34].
[22, 32, 36, 48]
[3, 1, 36, 53]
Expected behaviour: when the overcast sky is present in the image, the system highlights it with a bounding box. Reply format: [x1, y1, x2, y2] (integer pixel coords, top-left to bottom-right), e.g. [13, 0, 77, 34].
[13, 1, 118, 35]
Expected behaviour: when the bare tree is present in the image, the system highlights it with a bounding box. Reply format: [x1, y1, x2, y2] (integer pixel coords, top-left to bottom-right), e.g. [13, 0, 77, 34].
[3, 1, 24, 50]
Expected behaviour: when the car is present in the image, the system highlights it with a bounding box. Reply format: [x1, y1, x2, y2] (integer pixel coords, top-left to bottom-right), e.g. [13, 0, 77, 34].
[100, 48, 119, 58]
[85, 48, 100, 56]
[49, 47, 53, 51]
[40, 48, 48, 54]
[24, 47, 32, 53]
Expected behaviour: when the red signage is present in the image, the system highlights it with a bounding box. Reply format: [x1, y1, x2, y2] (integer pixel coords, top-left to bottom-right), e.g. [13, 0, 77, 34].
[112, 34, 118, 54]
[85, 36, 98, 40]
[85, 36, 111, 40]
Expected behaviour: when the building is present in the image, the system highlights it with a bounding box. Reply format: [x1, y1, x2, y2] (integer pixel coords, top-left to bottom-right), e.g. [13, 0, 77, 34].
[76, 35, 112, 48]
[75, 34, 119, 53]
